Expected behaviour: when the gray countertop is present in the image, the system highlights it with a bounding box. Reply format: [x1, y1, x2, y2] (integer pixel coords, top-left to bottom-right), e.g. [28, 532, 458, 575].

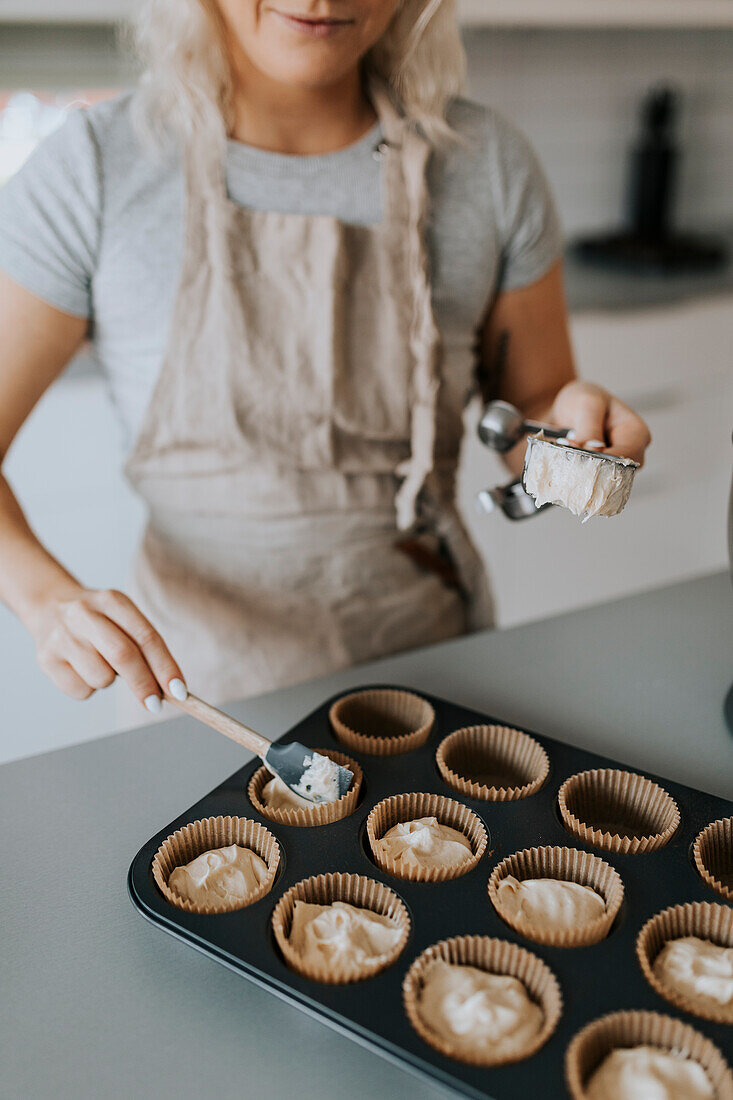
[2, 570, 732, 1100]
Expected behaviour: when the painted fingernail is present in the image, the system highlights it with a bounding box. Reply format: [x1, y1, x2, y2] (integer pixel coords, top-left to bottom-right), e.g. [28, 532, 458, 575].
[144, 694, 162, 714]
[168, 678, 188, 701]
[586, 439, 605, 450]
[565, 430, 577, 441]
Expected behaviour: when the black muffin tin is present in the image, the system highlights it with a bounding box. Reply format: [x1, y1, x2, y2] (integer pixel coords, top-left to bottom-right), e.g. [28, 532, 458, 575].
[128, 686, 733, 1100]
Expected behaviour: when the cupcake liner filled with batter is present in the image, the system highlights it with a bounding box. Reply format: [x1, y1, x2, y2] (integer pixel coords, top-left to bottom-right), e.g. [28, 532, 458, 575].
[557, 768, 680, 854]
[565, 1009, 733, 1100]
[694, 817, 733, 901]
[436, 723, 549, 801]
[402, 934, 562, 1067]
[152, 815, 281, 914]
[366, 791, 487, 882]
[270, 871, 410, 984]
[329, 688, 434, 756]
[248, 747, 363, 827]
[488, 845, 624, 948]
[637, 901, 733, 1025]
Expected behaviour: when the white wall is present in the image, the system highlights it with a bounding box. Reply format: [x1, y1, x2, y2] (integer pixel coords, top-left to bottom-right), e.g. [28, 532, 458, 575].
[464, 27, 733, 235]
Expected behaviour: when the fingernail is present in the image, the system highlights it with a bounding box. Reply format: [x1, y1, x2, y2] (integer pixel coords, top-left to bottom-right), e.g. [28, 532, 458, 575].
[586, 439, 605, 450]
[565, 430, 577, 441]
[168, 678, 188, 701]
[144, 694, 162, 714]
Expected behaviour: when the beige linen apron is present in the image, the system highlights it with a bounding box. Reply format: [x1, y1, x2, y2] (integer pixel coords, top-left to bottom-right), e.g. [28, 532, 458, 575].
[121, 82, 493, 715]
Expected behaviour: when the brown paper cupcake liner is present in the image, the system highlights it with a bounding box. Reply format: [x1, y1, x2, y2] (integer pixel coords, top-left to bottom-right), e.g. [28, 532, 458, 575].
[488, 845, 624, 948]
[151, 815, 281, 915]
[403, 934, 562, 1067]
[558, 768, 680, 854]
[637, 902, 733, 1024]
[270, 871, 410, 984]
[694, 817, 733, 901]
[248, 748, 363, 827]
[366, 792, 488, 883]
[436, 724, 549, 801]
[565, 1009, 733, 1100]
[329, 688, 434, 756]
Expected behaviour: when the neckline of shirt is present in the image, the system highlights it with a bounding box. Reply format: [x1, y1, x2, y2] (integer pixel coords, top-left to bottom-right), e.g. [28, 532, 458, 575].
[226, 121, 383, 178]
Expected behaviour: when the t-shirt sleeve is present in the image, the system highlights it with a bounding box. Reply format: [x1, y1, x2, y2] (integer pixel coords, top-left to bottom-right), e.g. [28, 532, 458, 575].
[491, 113, 563, 292]
[0, 108, 101, 318]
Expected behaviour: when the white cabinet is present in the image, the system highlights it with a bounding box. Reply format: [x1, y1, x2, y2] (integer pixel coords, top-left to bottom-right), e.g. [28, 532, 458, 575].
[458, 0, 733, 27]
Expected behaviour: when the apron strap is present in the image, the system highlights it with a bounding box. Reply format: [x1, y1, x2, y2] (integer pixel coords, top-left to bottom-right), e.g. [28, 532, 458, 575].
[368, 78, 442, 532]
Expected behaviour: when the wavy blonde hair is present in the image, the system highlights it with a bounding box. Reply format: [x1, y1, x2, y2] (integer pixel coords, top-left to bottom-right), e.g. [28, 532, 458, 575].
[130, 0, 466, 148]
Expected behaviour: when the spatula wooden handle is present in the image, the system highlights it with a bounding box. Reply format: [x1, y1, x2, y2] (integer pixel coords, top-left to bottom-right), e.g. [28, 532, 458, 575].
[166, 692, 272, 758]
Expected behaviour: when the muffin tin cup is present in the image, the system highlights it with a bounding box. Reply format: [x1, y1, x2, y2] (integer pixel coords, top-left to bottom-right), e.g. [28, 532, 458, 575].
[151, 815, 281, 914]
[248, 748, 363, 827]
[366, 792, 488, 883]
[402, 934, 562, 1068]
[270, 871, 410, 985]
[436, 724, 549, 801]
[637, 902, 733, 1025]
[488, 845, 624, 948]
[565, 1009, 733, 1100]
[558, 768, 680, 854]
[694, 817, 733, 901]
[329, 688, 434, 756]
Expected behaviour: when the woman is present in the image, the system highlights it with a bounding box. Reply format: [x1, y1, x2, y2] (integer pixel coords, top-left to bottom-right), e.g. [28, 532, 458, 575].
[0, 0, 650, 718]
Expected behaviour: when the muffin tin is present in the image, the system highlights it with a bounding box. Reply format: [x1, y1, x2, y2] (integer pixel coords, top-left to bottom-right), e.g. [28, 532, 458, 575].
[128, 686, 733, 1099]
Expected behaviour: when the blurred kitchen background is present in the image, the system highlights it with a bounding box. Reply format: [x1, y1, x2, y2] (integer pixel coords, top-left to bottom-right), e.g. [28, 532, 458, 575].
[1, 1, 732, 762]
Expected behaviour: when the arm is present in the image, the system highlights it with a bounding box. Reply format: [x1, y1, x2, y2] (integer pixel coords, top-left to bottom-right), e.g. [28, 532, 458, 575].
[480, 260, 651, 474]
[0, 272, 185, 710]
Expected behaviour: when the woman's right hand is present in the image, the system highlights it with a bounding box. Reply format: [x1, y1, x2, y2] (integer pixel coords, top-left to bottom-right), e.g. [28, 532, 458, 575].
[28, 587, 187, 712]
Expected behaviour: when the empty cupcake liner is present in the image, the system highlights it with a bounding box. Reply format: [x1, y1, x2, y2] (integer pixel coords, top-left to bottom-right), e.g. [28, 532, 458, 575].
[270, 871, 410, 984]
[366, 791, 488, 883]
[694, 817, 733, 901]
[329, 688, 434, 756]
[637, 901, 733, 1025]
[436, 724, 549, 801]
[557, 768, 680, 854]
[402, 934, 562, 1068]
[248, 748, 363, 827]
[565, 1009, 733, 1100]
[151, 815, 281, 915]
[488, 845, 624, 948]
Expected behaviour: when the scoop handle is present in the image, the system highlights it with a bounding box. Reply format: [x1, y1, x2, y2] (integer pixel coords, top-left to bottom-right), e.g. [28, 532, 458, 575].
[166, 692, 271, 758]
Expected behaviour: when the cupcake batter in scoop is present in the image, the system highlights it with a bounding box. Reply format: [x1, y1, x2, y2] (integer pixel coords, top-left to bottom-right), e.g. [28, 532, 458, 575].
[653, 936, 733, 1013]
[417, 959, 543, 1059]
[496, 875, 605, 935]
[523, 436, 637, 520]
[288, 900, 402, 970]
[585, 1045, 714, 1100]
[376, 817, 473, 873]
[168, 844, 269, 906]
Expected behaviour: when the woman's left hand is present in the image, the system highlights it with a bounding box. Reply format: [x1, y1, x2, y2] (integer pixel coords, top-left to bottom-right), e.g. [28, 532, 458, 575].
[548, 380, 652, 466]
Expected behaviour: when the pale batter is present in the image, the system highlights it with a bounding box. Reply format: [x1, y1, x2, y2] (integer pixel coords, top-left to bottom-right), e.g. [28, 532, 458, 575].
[261, 774, 314, 811]
[416, 959, 543, 1060]
[496, 875, 605, 935]
[290, 753, 343, 804]
[168, 844, 269, 907]
[585, 1045, 714, 1100]
[523, 435, 637, 520]
[375, 817, 473, 873]
[653, 936, 733, 1012]
[287, 900, 403, 970]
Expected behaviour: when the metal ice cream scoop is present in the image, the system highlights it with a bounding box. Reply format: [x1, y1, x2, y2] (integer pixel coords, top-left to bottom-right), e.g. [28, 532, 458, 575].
[477, 401, 571, 453]
[476, 401, 572, 521]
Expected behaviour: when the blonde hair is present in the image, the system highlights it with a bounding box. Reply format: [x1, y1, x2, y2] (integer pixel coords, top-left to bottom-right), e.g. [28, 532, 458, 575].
[129, 0, 466, 149]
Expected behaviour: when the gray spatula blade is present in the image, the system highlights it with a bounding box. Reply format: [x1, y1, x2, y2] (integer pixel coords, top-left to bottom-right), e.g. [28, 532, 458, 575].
[264, 742, 354, 804]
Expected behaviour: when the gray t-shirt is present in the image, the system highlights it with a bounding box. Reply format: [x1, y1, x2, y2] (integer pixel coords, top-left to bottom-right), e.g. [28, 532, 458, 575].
[0, 92, 561, 448]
